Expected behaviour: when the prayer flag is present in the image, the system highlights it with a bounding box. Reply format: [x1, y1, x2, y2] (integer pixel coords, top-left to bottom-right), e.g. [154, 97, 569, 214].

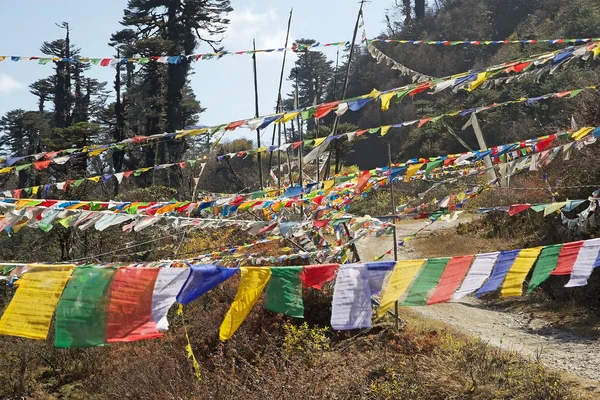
[403, 258, 450, 306]
[377, 260, 425, 319]
[476, 250, 520, 297]
[0, 264, 75, 339]
[331, 264, 373, 330]
[427, 256, 473, 305]
[300, 264, 339, 290]
[264, 267, 304, 318]
[219, 267, 272, 340]
[501, 247, 542, 297]
[552, 241, 584, 275]
[106, 267, 162, 343]
[453, 252, 499, 300]
[55, 266, 115, 347]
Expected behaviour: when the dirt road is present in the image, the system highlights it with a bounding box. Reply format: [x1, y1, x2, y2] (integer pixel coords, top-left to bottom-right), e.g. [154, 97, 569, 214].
[355, 216, 600, 385]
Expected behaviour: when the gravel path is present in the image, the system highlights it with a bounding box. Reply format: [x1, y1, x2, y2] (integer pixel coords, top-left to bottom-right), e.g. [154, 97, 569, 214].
[355, 215, 600, 386]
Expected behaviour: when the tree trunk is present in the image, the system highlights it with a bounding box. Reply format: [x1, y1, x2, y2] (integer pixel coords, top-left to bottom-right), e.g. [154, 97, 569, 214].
[415, 0, 426, 19]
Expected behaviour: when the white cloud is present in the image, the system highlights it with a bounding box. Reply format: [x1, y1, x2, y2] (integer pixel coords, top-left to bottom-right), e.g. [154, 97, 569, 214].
[0, 74, 23, 95]
[225, 7, 296, 57]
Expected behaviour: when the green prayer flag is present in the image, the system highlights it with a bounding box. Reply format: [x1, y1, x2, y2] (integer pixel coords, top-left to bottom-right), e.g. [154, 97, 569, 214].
[424, 159, 443, 176]
[569, 89, 585, 98]
[300, 109, 316, 120]
[89, 202, 102, 211]
[264, 267, 304, 318]
[431, 115, 444, 123]
[394, 90, 410, 105]
[527, 244, 562, 293]
[15, 164, 31, 171]
[403, 258, 450, 306]
[368, 127, 380, 134]
[38, 222, 53, 233]
[73, 179, 85, 187]
[55, 266, 116, 348]
[251, 191, 266, 199]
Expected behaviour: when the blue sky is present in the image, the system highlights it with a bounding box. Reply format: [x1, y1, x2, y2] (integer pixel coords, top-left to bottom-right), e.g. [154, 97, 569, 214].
[0, 0, 394, 141]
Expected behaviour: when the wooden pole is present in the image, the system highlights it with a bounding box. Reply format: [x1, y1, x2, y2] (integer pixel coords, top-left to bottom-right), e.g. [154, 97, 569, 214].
[388, 143, 400, 330]
[252, 39, 264, 190]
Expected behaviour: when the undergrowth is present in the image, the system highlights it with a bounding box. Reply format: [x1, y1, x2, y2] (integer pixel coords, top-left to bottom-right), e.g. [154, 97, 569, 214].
[0, 279, 586, 399]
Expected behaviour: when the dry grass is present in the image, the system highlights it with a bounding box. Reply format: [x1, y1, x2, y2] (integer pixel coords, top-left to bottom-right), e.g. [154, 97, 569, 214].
[0, 279, 590, 399]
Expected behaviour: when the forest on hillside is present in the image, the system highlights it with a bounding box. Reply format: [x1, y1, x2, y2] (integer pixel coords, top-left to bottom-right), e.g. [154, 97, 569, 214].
[2, 0, 600, 398]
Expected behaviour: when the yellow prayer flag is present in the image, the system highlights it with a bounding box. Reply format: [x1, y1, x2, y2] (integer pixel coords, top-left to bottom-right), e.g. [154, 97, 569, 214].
[281, 112, 300, 124]
[379, 92, 396, 112]
[0, 167, 14, 175]
[377, 260, 425, 319]
[405, 163, 424, 181]
[380, 125, 392, 136]
[0, 264, 75, 339]
[32, 186, 39, 195]
[571, 127, 594, 141]
[12, 218, 29, 233]
[543, 202, 568, 217]
[361, 89, 380, 99]
[88, 148, 108, 157]
[219, 267, 272, 340]
[467, 72, 489, 92]
[257, 146, 268, 153]
[313, 137, 326, 146]
[323, 180, 335, 192]
[87, 176, 101, 183]
[501, 247, 542, 297]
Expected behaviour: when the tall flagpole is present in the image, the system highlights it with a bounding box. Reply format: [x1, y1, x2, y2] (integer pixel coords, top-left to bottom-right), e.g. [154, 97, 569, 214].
[268, 8, 293, 192]
[252, 39, 264, 190]
[322, 1, 364, 181]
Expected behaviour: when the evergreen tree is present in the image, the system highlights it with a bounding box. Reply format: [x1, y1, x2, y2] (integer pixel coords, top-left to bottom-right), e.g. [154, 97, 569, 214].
[110, 0, 231, 185]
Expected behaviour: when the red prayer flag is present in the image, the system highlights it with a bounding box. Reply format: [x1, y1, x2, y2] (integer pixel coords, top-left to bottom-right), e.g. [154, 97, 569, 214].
[355, 129, 368, 137]
[100, 58, 112, 67]
[409, 83, 433, 98]
[535, 137, 555, 152]
[123, 170, 134, 178]
[418, 118, 432, 128]
[508, 204, 532, 216]
[354, 172, 371, 194]
[314, 102, 340, 119]
[13, 189, 22, 199]
[312, 220, 329, 228]
[551, 241, 584, 275]
[504, 61, 531, 74]
[292, 142, 302, 150]
[34, 160, 52, 171]
[106, 267, 162, 343]
[44, 151, 60, 159]
[257, 222, 278, 235]
[226, 120, 245, 131]
[427, 255, 474, 305]
[300, 264, 339, 290]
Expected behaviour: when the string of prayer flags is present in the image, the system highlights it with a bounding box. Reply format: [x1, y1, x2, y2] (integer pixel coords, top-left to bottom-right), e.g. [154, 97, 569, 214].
[368, 38, 600, 46]
[5, 236, 600, 343]
[1, 41, 351, 66]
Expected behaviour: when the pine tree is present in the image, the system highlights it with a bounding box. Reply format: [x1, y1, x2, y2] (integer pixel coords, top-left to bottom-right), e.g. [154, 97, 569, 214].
[110, 0, 230, 186]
